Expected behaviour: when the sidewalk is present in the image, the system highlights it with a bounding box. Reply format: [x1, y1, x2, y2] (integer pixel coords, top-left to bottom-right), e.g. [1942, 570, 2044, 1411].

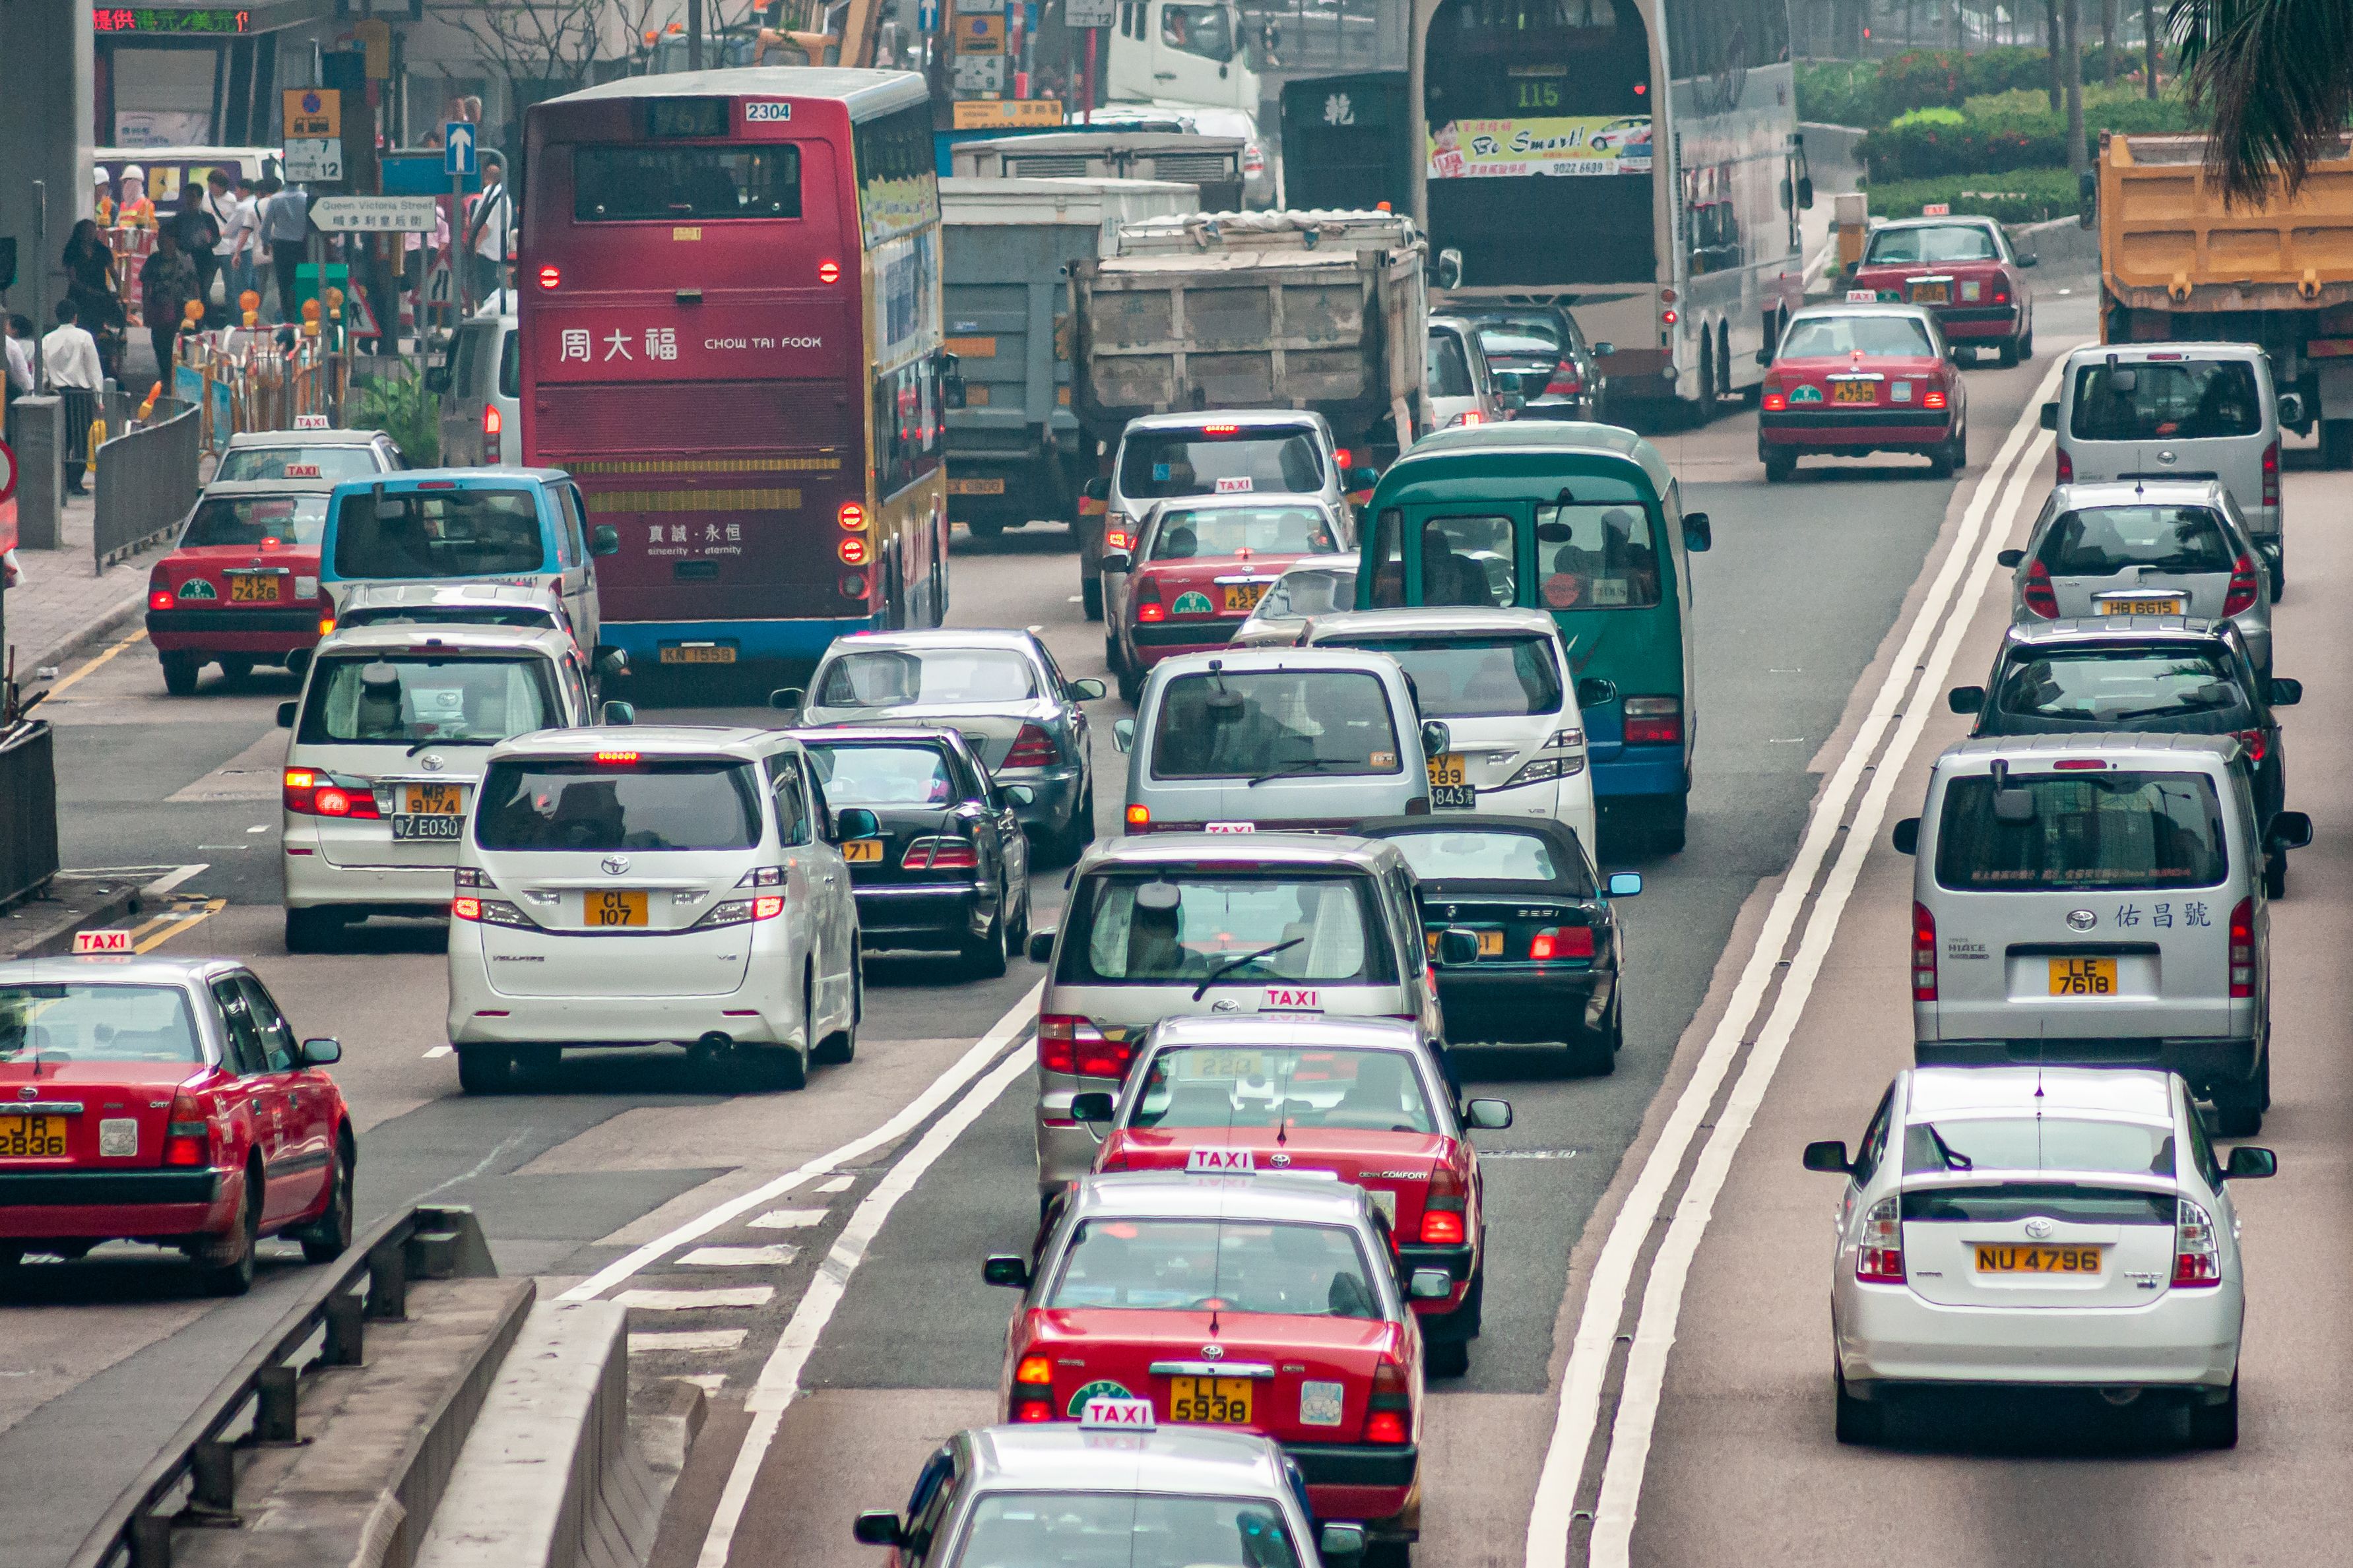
[5, 486, 166, 677]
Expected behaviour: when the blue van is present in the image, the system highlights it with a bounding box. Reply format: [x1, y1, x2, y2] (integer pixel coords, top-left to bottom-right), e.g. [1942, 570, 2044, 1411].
[320, 468, 614, 653]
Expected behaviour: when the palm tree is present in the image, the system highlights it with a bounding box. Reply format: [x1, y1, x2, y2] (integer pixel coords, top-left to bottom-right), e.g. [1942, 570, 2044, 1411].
[2170, 0, 2353, 201]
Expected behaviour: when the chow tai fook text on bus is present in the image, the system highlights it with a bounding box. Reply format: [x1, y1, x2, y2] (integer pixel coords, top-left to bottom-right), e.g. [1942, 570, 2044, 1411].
[520, 68, 950, 670]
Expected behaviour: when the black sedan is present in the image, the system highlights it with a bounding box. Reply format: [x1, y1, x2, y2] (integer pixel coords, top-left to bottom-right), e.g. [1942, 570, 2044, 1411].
[793, 726, 1034, 977]
[1456, 304, 1608, 422]
[1359, 815, 1640, 1075]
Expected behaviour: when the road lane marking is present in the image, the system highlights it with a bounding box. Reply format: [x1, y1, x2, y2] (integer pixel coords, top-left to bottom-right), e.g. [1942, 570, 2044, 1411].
[816, 1176, 854, 1193]
[132, 897, 228, 953]
[1522, 352, 2074, 1568]
[680, 1244, 800, 1267]
[558, 978, 1043, 1303]
[696, 1042, 1036, 1568]
[43, 629, 146, 697]
[141, 865, 209, 896]
[614, 1286, 777, 1311]
[633, 1330, 750, 1352]
[423, 1046, 454, 1059]
[746, 1208, 829, 1230]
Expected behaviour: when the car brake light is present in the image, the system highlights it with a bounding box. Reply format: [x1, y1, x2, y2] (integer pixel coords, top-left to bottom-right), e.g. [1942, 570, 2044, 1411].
[2173, 1197, 2222, 1286]
[2022, 559, 2059, 619]
[1136, 575, 1166, 623]
[164, 1091, 210, 1167]
[1041, 1015, 1134, 1079]
[2055, 446, 2074, 483]
[1202, 423, 1239, 435]
[483, 402, 502, 439]
[2235, 727, 2269, 763]
[1544, 360, 1582, 396]
[2262, 440, 2279, 507]
[1762, 377, 1788, 412]
[1016, 1354, 1054, 1385]
[1923, 387, 1948, 410]
[1106, 528, 1136, 552]
[318, 616, 337, 635]
[1005, 723, 1059, 769]
[1912, 901, 1937, 1001]
[596, 750, 639, 765]
[1622, 696, 1681, 746]
[451, 896, 482, 922]
[1365, 1358, 1411, 1443]
[2229, 897, 2254, 997]
[904, 836, 979, 871]
[2224, 554, 2260, 617]
[1856, 1195, 1905, 1282]
[283, 767, 382, 819]
[1530, 925, 1595, 961]
[1421, 1164, 1467, 1245]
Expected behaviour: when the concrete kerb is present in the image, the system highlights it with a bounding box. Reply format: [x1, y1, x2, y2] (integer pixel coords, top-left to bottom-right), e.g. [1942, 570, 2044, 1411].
[29, 587, 148, 683]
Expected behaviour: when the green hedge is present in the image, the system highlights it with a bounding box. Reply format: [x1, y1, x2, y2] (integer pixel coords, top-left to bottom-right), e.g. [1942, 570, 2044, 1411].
[1858, 90, 2200, 181]
[1798, 46, 2146, 129]
[1863, 168, 2083, 226]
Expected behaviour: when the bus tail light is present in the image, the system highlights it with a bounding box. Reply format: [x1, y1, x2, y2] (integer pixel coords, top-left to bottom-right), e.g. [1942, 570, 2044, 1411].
[482, 402, 502, 461]
[536, 265, 560, 290]
[838, 571, 869, 600]
[1622, 697, 1681, 746]
[1004, 724, 1060, 768]
[2229, 897, 2254, 997]
[818, 259, 841, 284]
[2223, 554, 2260, 616]
[838, 536, 869, 565]
[1913, 901, 1937, 1000]
[2021, 559, 2059, 619]
[839, 501, 867, 531]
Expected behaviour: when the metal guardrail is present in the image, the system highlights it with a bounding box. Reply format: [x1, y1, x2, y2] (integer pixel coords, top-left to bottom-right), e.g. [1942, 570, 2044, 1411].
[92, 400, 199, 573]
[68, 1203, 499, 1568]
[0, 720, 60, 912]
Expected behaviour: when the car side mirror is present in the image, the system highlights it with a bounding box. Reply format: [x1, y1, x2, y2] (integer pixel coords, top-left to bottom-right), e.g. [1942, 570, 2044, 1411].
[1948, 686, 1984, 714]
[983, 1253, 1031, 1289]
[1592, 340, 1615, 356]
[1420, 720, 1452, 759]
[1113, 718, 1135, 752]
[599, 699, 635, 726]
[1681, 511, 1712, 552]
[1100, 551, 1132, 574]
[1433, 247, 1464, 291]
[1466, 1097, 1512, 1130]
[2267, 676, 2301, 706]
[1499, 391, 1527, 413]
[1004, 784, 1035, 806]
[853, 1511, 905, 1548]
[1801, 1139, 1852, 1174]
[423, 365, 451, 394]
[590, 524, 619, 557]
[1605, 871, 1642, 898]
[2267, 809, 2313, 852]
[2017, 252, 2039, 268]
[595, 648, 628, 677]
[1996, 548, 2025, 569]
[1071, 1090, 1116, 1125]
[1027, 927, 1057, 963]
[300, 1037, 342, 1067]
[834, 806, 881, 842]
[1575, 677, 1618, 709]
[1318, 1523, 1368, 1563]
[1796, 175, 1815, 209]
[2038, 402, 2058, 431]
[1082, 476, 1109, 503]
[1071, 677, 1107, 701]
[276, 701, 297, 729]
[1407, 1267, 1453, 1300]
[770, 687, 804, 712]
[1892, 817, 1920, 856]
[2226, 1146, 2277, 1179]
[1436, 927, 1481, 966]
[2277, 391, 2305, 425]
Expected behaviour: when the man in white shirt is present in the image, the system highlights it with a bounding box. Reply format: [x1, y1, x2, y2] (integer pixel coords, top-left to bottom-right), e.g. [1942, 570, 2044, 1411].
[467, 152, 513, 307]
[42, 299, 104, 494]
[3, 314, 33, 397]
[201, 169, 243, 325]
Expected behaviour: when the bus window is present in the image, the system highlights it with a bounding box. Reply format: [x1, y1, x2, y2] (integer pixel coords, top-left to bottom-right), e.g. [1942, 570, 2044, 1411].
[1421, 515, 1516, 608]
[1369, 507, 1405, 607]
[573, 144, 802, 222]
[1535, 493, 1658, 610]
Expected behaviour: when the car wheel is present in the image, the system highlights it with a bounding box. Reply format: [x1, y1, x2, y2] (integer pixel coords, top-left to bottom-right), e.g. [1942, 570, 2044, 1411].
[1566, 999, 1621, 1077]
[1364, 1541, 1411, 1568]
[1425, 1336, 1471, 1379]
[1927, 445, 1956, 480]
[1104, 632, 1126, 677]
[1653, 798, 1689, 855]
[1081, 577, 1103, 621]
[284, 906, 345, 954]
[2211, 1059, 2265, 1137]
[160, 652, 201, 696]
[963, 912, 1011, 979]
[732, 1043, 810, 1092]
[1047, 782, 1097, 865]
[455, 1046, 516, 1095]
[2017, 327, 2035, 360]
[1834, 1371, 1883, 1445]
[1116, 664, 1142, 706]
[197, 1162, 263, 1297]
[298, 1139, 356, 1264]
[814, 960, 861, 1065]
[218, 656, 256, 683]
[1762, 449, 1797, 484]
[2189, 1375, 2240, 1449]
[2263, 852, 2286, 900]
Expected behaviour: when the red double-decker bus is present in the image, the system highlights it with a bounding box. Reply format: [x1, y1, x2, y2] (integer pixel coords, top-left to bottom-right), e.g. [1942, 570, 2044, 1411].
[521, 69, 948, 672]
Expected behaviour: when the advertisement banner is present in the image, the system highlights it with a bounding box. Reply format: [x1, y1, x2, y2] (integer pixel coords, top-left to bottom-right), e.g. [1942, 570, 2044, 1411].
[1425, 115, 1652, 179]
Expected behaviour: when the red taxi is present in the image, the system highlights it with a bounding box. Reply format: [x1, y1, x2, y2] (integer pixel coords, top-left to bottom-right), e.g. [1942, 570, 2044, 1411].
[146, 478, 338, 694]
[1846, 216, 2036, 365]
[1074, 1015, 1508, 1377]
[986, 1171, 1440, 1546]
[0, 956, 354, 1295]
[1759, 303, 1967, 482]
[1108, 495, 1351, 705]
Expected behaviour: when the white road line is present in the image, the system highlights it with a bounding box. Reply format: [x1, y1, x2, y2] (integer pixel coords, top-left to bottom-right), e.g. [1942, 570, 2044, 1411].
[613, 1286, 777, 1311]
[746, 1208, 829, 1230]
[423, 1046, 454, 1059]
[695, 1042, 1037, 1568]
[631, 1329, 750, 1352]
[680, 1244, 800, 1267]
[140, 864, 209, 896]
[816, 1176, 854, 1194]
[1520, 353, 2073, 1568]
[557, 978, 1043, 1303]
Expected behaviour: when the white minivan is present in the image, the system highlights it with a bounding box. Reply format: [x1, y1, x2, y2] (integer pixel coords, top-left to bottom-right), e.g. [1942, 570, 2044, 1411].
[2042, 343, 2298, 595]
[1892, 733, 2310, 1135]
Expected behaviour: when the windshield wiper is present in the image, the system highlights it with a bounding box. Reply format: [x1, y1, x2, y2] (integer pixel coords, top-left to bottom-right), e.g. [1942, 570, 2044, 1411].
[1191, 936, 1305, 1001]
[1246, 757, 1355, 787]
[406, 736, 500, 756]
[1921, 1123, 1974, 1172]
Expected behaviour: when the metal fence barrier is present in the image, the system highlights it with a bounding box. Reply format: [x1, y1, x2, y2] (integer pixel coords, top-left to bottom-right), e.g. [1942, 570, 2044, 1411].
[92, 400, 199, 573]
[0, 720, 60, 912]
[67, 1203, 500, 1568]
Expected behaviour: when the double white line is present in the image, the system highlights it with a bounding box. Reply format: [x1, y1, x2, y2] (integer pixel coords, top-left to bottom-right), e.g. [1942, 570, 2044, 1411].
[1526, 356, 2070, 1568]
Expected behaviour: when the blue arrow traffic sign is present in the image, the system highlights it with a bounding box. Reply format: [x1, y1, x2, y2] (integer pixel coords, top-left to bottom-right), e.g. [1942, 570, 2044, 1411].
[444, 122, 478, 176]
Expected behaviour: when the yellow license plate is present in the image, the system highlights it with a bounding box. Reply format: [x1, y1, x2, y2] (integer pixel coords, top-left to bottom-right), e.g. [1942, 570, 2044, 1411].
[1974, 1244, 2102, 1274]
[1426, 929, 1505, 957]
[1169, 1377, 1254, 1424]
[1180, 1050, 1268, 1080]
[403, 782, 465, 815]
[2049, 956, 2117, 996]
[1832, 380, 1877, 404]
[0, 1114, 67, 1158]
[585, 890, 648, 927]
[842, 839, 884, 863]
[660, 644, 736, 664]
[949, 478, 1006, 495]
[1222, 582, 1270, 614]
[2099, 598, 2184, 616]
[228, 575, 283, 602]
[1911, 282, 1949, 303]
[1427, 753, 1469, 788]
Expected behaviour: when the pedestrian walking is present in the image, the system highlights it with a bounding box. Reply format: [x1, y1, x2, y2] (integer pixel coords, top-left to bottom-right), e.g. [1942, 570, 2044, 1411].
[62, 218, 126, 385]
[170, 181, 222, 320]
[261, 177, 310, 321]
[466, 152, 513, 307]
[199, 170, 243, 325]
[227, 174, 263, 308]
[139, 228, 201, 383]
[42, 299, 105, 495]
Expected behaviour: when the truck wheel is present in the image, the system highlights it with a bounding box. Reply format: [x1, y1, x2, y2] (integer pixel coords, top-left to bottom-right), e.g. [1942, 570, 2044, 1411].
[2322, 420, 2353, 470]
[1081, 577, 1103, 621]
[969, 520, 1005, 541]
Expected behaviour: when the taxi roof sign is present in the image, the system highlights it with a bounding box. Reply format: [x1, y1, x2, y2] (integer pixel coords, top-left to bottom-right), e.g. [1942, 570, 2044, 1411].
[74, 929, 134, 955]
[294, 414, 332, 429]
[1078, 1396, 1156, 1431]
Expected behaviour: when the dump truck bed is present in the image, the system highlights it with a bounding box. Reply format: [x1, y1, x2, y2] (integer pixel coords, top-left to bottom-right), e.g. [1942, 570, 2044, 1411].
[2100, 132, 2353, 313]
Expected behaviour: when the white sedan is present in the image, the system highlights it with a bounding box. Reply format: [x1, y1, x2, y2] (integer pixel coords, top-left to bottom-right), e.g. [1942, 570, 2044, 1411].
[1805, 1065, 2272, 1447]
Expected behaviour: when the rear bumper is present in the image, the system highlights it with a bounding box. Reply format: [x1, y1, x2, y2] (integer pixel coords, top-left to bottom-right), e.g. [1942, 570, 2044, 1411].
[0, 1168, 232, 1241]
[447, 924, 802, 1047]
[1286, 1443, 1418, 1532]
[1836, 1280, 2241, 1392]
[1932, 305, 2020, 339]
[283, 838, 455, 912]
[851, 879, 991, 947]
[1914, 1030, 2260, 1090]
[147, 607, 321, 655]
[1590, 745, 1687, 803]
[602, 616, 879, 668]
[1759, 410, 1956, 449]
[1434, 966, 1609, 1043]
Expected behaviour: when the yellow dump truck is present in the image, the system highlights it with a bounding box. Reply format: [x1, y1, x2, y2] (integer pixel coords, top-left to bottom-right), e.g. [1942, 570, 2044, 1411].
[2094, 131, 2353, 465]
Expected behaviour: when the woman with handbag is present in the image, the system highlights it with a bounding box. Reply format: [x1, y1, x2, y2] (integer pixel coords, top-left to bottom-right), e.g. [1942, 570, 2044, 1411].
[62, 218, 126, 384]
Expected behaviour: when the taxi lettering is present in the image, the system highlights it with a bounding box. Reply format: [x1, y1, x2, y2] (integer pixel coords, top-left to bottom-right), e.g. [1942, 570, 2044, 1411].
[1262, 988, 1322, 1011]
[1186, 1147, 1254, 1174]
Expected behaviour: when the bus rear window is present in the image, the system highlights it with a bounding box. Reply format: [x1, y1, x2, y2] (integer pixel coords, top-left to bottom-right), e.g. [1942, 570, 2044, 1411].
[573, 144, 802, 221]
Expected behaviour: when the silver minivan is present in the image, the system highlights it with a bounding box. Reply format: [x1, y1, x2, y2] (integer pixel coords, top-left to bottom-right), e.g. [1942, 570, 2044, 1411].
[2042, 343, 2297, 595]
[1021, 832, 1448, 1203]
[1116, 647, 1445, 832]
[432, 303, 521, 468]
[1892, 733, 2310, 1135]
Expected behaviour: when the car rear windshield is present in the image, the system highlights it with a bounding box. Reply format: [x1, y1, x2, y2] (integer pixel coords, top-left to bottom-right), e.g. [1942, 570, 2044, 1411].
[1475, 321, 1564, 361]
[1903, 1117, 2176, 1177]
[1254, 565, 1357, 622]
[1384, 829, 1582, 888]
[214, 446, 379, 483]
[1863, 224, 1998, 264]
[1147, 505, 1339, 560]
[1050, 1217, 1382, 1319]
[1332, 636, 1562, 718]
[955, 1493, 1300, 1568]
[298, 654, 560, 746]
[342, 606, 560, 631]
[1899, 1184, 2178, 1225]
[2037, 505, 2238, 577]
[1427, 331, 1475, 398]
[1118, 428, 1326, 501]
[1149, 670, 1400, 779]
[1134, 1046, 1435, 1135]
[814, 646, 1037, 706]
[1991, 648, 2249, 726]
[2071, 360, 2263, 443]
[0, 984, 202, 1065]
[1059, 873, 1398, 986]
[1534, 492, 1662, 611]
[474, 759, 762, 850]
[331, 488, 546, 579]
[1778, 315, 1937, 358]
[572, 144, 802, 221]
[1934, 770, 2227, 891]
[803, 742, 958, 807]
[183, 493, 329, 548]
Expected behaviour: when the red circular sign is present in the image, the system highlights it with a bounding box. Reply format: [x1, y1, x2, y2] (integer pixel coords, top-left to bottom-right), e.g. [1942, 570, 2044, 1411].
[1541, 572, 1584, 610]
[0, 439, 16, 505]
